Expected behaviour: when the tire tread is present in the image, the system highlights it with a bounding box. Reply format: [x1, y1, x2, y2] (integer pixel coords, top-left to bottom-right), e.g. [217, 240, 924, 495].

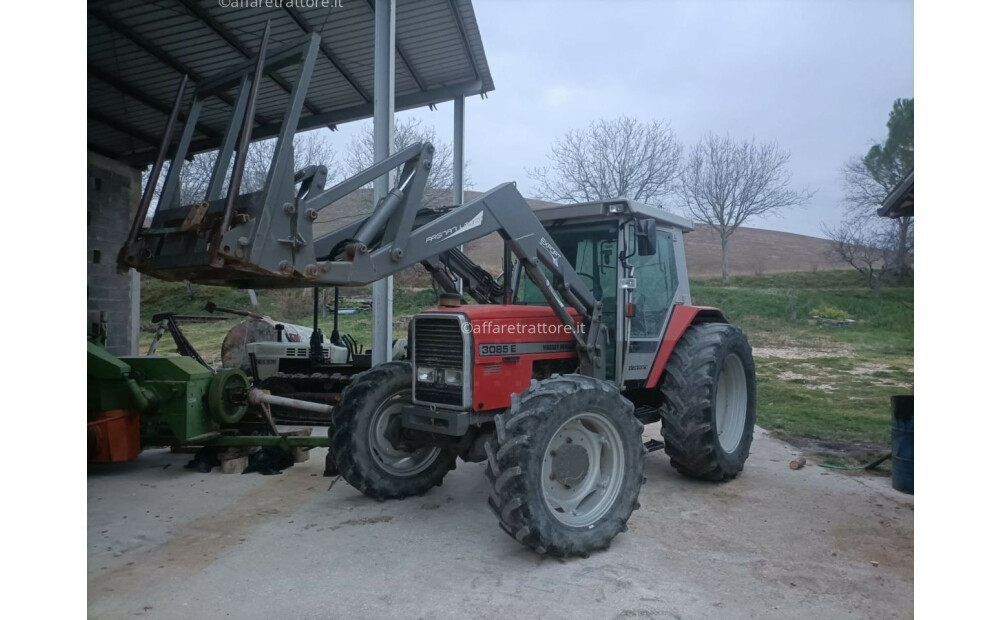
[485, 374, 645, 557]
[658, 323, 756, 482]
[330, 362, 456, 500]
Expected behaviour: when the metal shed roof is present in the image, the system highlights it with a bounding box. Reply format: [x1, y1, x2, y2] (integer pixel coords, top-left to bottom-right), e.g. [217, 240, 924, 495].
[878, 169, 914, 219]
[88, 0, 494, 165]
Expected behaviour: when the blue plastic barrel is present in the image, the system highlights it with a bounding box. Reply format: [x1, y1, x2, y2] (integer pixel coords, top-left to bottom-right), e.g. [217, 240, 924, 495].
[891, 395, 913, 494]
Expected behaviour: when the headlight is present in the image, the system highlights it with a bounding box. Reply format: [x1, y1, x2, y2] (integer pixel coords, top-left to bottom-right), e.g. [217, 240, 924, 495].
[442, 369, 463, 386]
[416, 367, 437, 383]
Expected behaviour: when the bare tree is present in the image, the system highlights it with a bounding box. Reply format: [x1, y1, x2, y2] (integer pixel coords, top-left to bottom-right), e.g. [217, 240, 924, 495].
[840, 155, 913, 279]
[842, 156, 893, 214]
[173, 152, 215, 207]
[823, 217, 897, 300]
[240, 131, 339, 194]
[840, 98, 913, 281]
[828, 159, 912, 294]
[527, 116, 682, 205]
[343, 117, 469, 191]
[680, 133, 813, 284]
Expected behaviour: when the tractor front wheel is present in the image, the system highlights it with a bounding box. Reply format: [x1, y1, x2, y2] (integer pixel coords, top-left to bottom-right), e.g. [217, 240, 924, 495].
[659, 323, 757, 481]
[486, 375, 645, 557]
[330, 361, 456, 499]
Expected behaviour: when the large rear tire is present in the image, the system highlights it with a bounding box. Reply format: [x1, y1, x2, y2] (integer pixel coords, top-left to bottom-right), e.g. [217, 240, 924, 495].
[659, 323, 757, 481]
[486, 375, 645, 557]
[330, 361, 456, 499]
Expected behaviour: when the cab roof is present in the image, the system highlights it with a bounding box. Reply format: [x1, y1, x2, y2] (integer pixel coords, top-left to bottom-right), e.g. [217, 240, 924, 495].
[531, 199, 695, 232]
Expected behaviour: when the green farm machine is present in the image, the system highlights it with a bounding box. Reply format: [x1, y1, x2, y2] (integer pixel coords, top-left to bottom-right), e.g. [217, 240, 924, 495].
[88, 338, 331, 463]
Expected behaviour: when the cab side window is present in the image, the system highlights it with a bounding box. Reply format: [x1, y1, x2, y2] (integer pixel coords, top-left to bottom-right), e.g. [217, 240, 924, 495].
[630, 229, 678, 338]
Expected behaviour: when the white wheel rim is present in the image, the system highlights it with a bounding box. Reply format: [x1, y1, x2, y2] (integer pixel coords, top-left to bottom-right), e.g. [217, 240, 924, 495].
[715, 353, 748, 454]
[541, 412, 625, 528]
[367, 394, 441, 476]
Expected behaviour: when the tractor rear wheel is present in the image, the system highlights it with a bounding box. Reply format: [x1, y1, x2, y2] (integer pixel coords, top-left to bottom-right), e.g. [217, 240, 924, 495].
[486, 375, 645, 557]
[659, 323, 756, 481]
[330, 361, 456, 500]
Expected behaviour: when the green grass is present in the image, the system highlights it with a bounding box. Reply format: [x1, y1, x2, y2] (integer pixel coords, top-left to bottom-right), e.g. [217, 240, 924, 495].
[691, 272, 913, 355]
[140, 270, 913, 464]
[691, 270, 913, 462]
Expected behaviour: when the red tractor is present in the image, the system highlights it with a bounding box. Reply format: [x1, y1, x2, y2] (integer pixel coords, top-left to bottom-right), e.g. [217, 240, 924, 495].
[323, 191, 756, 557]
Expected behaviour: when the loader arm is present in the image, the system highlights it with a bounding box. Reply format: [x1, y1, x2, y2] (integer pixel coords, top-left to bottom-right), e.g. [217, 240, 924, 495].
[318, 179, 605, 376]
[421, 248, 506, 306]
[307, 176, 607, 378]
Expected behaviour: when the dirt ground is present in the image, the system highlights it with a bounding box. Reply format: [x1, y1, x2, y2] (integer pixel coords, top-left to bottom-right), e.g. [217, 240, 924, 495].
[88, 427, 913, 619]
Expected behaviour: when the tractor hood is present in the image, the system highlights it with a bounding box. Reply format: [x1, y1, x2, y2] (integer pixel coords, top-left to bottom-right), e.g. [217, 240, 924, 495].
[424, 304, 577, 321]
[416, 304, 581, 413]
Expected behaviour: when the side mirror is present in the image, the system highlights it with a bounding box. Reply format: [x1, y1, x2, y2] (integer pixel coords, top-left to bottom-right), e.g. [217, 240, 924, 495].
[636, 219, 657, 256]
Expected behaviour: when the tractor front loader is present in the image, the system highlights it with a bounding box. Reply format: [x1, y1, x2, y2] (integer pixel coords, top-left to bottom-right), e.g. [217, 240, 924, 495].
[112, 29, 756, 557]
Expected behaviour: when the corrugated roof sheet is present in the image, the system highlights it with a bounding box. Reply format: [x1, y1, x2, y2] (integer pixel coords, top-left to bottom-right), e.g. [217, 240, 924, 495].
[878, 170, 914, 219]
[88, 0, 494, 165]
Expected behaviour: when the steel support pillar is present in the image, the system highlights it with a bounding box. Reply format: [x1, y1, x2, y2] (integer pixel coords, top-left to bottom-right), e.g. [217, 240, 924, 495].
[453, 95, 465, 294]
[453, 96, 465, 207]
[371, 0, 396, 364]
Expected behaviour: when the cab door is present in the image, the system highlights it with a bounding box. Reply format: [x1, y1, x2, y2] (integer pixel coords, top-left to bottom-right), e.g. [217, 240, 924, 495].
[620, 225, 687, 384]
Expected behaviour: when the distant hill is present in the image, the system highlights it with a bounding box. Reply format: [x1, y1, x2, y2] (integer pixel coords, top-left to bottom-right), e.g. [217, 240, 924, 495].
[682, 225, 843, 277]
[311, 189, 845, 278]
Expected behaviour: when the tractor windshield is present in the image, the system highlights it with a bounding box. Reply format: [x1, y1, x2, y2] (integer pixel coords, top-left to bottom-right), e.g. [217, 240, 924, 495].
[516, 222, 619, 378]
[516, 222, 619, 307]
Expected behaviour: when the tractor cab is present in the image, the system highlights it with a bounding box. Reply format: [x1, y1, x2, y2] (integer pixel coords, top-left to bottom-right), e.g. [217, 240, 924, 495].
[515, 199, 694, 387]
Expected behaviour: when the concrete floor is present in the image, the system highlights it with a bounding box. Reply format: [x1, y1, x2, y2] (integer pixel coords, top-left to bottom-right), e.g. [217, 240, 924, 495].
[88, 427, 913, 619]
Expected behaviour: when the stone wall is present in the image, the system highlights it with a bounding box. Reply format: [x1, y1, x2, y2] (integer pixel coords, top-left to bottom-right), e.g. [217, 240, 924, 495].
[87, 152, 141, 356]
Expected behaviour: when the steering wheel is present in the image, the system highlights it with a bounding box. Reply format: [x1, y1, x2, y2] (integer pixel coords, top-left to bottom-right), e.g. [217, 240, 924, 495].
[576, 272, 596, 292]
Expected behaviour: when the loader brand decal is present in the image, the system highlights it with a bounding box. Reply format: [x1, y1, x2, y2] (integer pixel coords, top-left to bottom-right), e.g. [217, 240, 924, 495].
[539, 237, 561, 266]
[478, 341, 576, 357]
[426, 211, 483, 244]
[624, 340, 660, 381]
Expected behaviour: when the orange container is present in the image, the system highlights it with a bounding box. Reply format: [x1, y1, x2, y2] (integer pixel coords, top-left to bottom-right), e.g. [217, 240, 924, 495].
[88, 410, 141, 462]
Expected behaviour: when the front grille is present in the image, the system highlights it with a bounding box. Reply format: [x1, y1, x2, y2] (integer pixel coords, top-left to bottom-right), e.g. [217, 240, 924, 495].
[284, 346, 330, 360]
[414, 318, 465, 367]
[413, 316, 466, 408]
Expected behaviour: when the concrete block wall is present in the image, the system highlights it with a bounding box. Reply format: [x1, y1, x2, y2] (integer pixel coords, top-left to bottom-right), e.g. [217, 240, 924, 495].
[88, 152, 141, 356]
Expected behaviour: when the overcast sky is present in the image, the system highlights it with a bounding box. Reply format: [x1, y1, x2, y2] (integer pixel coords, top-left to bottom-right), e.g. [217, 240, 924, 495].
[318, 0, 914, 238]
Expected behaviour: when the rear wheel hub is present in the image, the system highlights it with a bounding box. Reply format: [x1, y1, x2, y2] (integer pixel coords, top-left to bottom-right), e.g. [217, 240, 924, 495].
[715, 353, 749, 454]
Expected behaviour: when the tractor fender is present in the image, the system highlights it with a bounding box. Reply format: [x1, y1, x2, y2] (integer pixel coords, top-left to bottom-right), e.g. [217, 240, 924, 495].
[643, 305, 728, 389]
